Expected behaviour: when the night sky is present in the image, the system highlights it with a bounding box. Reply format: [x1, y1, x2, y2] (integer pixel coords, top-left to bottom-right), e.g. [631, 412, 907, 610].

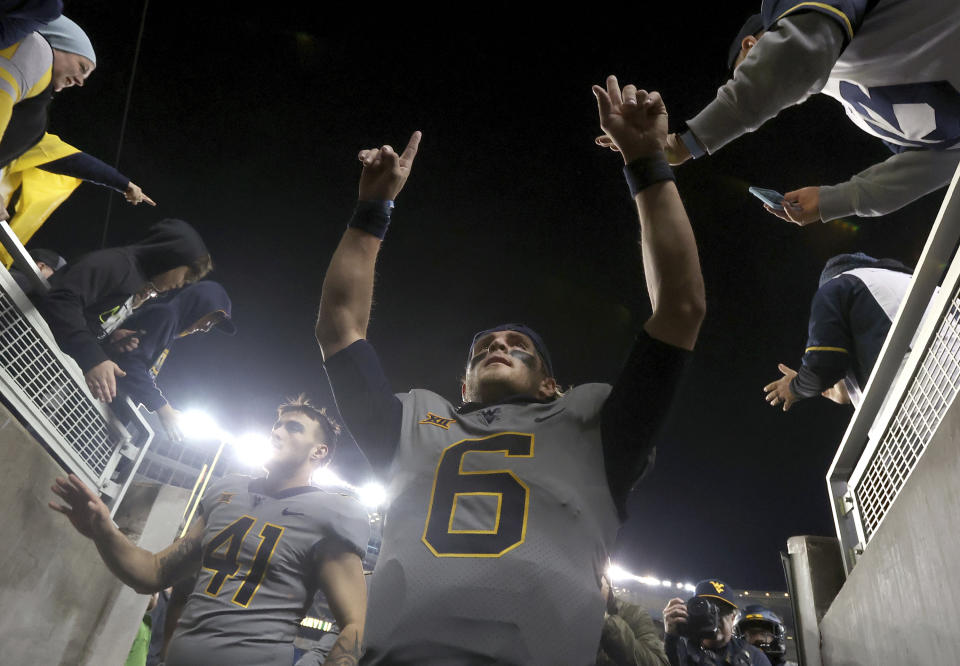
[33, 2, 944, 590]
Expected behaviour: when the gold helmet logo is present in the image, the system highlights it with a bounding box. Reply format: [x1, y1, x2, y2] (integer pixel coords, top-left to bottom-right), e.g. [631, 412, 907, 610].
[710, 581, 725, 593]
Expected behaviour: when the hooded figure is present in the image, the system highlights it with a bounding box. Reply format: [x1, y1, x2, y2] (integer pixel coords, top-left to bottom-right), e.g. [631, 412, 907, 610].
[37, 219, 211, 378]
[113, 280, 235, 413]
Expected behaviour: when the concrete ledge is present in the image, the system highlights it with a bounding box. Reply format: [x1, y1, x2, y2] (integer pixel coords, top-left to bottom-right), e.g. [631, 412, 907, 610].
[819, 400, 960, 665]
[0, 402, 189, 665]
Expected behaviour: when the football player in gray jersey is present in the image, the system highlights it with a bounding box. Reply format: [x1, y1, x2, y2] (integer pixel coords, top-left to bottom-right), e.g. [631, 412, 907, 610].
[315, 77, 705, 665]
[50, 397, 371, 666]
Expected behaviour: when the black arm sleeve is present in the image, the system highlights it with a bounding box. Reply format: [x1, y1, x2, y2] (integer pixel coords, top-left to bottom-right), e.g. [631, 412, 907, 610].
[0, 0, 62, 48]
[37, 152, 130, 192]
[323, 339, 403, 475]
[601, 331, 692, 520]
[790, 278, 855, 399]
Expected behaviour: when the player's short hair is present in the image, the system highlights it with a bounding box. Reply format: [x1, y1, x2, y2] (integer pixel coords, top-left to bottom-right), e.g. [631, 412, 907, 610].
[186, 254, 214, 283]
[277, 394, 341, 463]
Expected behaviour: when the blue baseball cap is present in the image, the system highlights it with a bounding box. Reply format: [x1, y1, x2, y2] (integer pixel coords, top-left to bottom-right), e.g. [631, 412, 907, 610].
[468, 323, 554, 378]
[738, 604, 783, 627]
[694, 579, 738, 609]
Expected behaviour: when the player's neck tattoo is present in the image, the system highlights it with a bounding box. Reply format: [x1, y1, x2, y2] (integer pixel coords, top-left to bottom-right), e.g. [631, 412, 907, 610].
[509, 349, 537, 369]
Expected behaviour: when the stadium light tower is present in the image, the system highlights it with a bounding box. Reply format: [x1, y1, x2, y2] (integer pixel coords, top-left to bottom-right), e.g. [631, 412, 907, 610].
[178, 408, 229, 537]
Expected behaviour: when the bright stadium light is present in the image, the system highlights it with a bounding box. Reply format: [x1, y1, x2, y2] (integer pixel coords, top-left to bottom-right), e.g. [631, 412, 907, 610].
[606, 563, 631, 583]
[312, 466, 348, 488]
[661, 580, 672, 587]
[676, 582, 684, 589]
[684, 583, 696, 592]
[231, 432, 272, 469]
[179, 410, 224, 441]
[357, 482, 386, 508]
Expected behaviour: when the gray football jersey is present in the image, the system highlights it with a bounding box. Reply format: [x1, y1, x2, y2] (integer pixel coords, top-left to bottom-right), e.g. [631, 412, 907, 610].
[363, 385, 620, 666]
[166, 475, 370, 666]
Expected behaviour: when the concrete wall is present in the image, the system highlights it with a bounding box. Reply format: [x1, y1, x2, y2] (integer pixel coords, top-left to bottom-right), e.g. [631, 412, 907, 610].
[819, 399, 960, 665]
[0, 403, 189, 666]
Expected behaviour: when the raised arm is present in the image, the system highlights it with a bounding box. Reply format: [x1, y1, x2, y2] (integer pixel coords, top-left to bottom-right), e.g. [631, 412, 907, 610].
[679, 12, 844, 161]
[49, 474, 203, 593]
[315, 540, 367, 666]
[594, 76, 705, 350]
[315, 131, 421, 359]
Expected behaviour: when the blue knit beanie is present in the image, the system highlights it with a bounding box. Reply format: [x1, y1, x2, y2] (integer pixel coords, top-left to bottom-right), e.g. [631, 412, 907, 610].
[39, 15, 96, 65]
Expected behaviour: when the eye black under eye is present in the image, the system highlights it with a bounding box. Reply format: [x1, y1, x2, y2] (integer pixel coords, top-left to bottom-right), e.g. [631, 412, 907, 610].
[284, 422, 304, 433]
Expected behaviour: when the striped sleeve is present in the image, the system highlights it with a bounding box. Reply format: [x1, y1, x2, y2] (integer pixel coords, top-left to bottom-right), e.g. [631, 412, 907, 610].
[762, 0, 874, 41]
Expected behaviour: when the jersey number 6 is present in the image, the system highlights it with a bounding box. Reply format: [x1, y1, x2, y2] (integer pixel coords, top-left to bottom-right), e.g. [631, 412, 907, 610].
[422, 432, 533, 557]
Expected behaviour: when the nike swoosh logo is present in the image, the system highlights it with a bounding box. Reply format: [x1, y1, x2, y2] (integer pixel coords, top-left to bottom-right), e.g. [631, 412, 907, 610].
[282, 508, 305, 517]
[534, 408, 566, 422]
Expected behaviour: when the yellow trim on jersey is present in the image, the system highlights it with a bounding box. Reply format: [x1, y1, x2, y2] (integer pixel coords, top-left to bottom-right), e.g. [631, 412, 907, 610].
[448, 492, 503, 534]
[421, 431, 534, 559]
[201, 514, 256, 597]
[0, 66, 19, 100]
[805, 346, 849, 353]
[776, 2, 854, 39]
[25, 67, 51, 98]
[232, 522, 285, 608]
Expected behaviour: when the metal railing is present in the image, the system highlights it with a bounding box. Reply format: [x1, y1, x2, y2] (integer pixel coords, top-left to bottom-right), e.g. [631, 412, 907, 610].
[827, 162, 960, 574]
[0, 225, 153, 512]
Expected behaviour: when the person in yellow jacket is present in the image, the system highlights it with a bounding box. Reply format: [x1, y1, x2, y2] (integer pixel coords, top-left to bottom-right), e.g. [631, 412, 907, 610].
[0, 14, 153, 262]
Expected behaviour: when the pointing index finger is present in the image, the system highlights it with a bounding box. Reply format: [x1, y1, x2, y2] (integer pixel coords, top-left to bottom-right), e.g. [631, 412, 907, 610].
[400, 130, 422, 164]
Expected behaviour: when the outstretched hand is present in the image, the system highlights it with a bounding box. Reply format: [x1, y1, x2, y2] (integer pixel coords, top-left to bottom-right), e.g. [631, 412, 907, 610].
[593, 75, 668, 164]
[49, 473, 113, 540]
[763, 363, 800, 411]
[358, 131, 422, 201]
[765, 187, 820, 225]
[157, 403, 184, 442]
[85, 359, 126, 403]
[124, 182, 156, 207]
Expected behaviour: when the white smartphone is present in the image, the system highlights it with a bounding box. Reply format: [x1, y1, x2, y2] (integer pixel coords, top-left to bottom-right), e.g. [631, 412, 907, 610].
[748, 186, 785, 211]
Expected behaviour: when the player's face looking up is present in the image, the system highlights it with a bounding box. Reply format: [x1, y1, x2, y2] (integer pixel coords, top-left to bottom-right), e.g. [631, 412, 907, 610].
[265, 412, 329, 476]
[462, 330, 557, 404]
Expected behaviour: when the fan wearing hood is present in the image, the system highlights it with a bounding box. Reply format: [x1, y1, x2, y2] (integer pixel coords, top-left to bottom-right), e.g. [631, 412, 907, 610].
[109, 280, 235, 441]
[36, 219, 212, 405]
[763, 252, 914, 412]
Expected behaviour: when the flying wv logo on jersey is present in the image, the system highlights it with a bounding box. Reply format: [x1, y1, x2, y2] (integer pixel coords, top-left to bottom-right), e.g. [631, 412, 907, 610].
[477, 407, 501, 425]
[419, 412, 456, 429]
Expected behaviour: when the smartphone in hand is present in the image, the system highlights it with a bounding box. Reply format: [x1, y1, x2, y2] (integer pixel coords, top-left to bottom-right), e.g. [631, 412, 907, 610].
[748, 186, 785, 211]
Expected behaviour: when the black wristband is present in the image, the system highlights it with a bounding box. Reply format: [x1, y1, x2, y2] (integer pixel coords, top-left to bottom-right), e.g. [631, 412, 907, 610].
[623, 152, 675, 197]
[348, 200, 394, 239]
